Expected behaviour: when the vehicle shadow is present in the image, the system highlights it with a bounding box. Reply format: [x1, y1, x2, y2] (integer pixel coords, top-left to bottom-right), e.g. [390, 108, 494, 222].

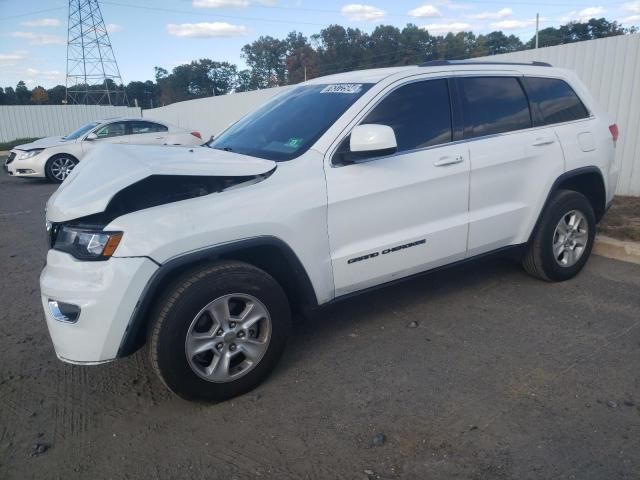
[277, 252, 524, 375]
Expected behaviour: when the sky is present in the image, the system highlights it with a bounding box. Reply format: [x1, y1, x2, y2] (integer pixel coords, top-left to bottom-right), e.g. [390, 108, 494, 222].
[1, 0, 639, 88]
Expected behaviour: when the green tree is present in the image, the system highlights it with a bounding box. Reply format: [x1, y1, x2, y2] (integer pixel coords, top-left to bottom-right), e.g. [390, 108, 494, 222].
[206, 60, 237, 95]
[16, 81, 30, 104]
[241, 36, 288, 89]
[399, 24, 438, 64]
[235, 70, 253, 92]
[47, 85, 66, 104]
[285, 31, 318, 83]
[482, 31, 524, 55]
[3, 86, 17, 104]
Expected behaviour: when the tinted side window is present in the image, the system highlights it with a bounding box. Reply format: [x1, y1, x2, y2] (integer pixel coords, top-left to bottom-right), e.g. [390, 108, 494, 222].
[95, 121, 127, 138]
[460, 77, 531, 139]
[362, 79, 452, 152]
[522, 77, 589, 125]
[130, 121, 168, 134]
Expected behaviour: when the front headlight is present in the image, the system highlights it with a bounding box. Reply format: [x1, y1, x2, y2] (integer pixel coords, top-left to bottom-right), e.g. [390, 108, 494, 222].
[53, 226, 123, 261]
[18, 149, 44, 160]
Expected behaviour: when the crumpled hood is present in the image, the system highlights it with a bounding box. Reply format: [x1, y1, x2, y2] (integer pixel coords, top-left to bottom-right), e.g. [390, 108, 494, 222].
[15, 136, 73, 150]
[46, 144, 276, 222]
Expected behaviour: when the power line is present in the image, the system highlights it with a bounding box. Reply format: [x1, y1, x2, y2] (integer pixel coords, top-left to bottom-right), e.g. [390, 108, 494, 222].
[179, 0, 630, 15]
[0, 6, 66, 22]
[101, 0, 635, 28]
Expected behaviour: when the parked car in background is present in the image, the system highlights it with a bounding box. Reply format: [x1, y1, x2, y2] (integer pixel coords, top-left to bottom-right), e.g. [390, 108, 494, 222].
[4, 118, 202, 183]
[41, 61, 618, 402]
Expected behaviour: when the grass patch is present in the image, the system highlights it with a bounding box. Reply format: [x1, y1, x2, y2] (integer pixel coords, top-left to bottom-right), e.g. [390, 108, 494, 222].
[0, 138, 41, 151]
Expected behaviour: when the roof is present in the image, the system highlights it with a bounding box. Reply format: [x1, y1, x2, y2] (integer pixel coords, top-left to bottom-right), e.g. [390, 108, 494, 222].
[305, 61, 563, 86]
[305, 66, 417, 85]
[99, 116, 154, 122]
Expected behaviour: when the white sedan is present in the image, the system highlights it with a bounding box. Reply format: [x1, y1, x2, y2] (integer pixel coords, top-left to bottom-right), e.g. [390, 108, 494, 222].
[4, 117, 203, 183]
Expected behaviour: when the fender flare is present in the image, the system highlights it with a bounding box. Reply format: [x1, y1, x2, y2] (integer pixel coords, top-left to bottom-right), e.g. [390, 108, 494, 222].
[117, 236, 317, 357]
[527, 166, 606, 243]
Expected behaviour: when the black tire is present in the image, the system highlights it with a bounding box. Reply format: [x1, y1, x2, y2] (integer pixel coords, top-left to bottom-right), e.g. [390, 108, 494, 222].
[45, 154, 78, 183]
[522, 189, 596, 281]
[148, 260, 291, 402]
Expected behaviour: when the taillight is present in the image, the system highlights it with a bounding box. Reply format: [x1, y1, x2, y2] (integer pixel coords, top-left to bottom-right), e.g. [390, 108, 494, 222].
[191, 131, 202, 139]
[609, 124, 619, 142]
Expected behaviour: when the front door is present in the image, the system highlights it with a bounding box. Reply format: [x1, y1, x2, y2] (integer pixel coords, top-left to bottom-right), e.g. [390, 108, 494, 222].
[82, 121, 130, 153]
[325, 78, 470, 297]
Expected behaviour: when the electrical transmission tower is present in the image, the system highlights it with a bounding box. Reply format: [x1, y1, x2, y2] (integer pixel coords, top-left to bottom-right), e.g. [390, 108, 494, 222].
[65, 0, 128, 106]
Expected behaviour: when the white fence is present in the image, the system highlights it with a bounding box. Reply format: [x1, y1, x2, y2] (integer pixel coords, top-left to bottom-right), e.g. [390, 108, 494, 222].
[143, 86, 291, 140]
[481, 34, 640, 196]
[0, 105, 141, 143]
[144, 34, 640, 196]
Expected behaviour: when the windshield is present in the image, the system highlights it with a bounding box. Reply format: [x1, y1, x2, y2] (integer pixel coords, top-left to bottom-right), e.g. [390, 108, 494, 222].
[209, 83, 373, 161]
[63, 122, 101, 140]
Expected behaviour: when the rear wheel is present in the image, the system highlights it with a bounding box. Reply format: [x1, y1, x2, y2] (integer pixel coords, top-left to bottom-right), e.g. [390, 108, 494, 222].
[148, 261, 291, 402]
[45, 155, 78, 183]
[522, 189, 596, 281]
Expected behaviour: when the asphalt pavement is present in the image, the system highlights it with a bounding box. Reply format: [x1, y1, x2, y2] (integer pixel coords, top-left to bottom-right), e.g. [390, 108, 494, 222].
[1, 162, 639, 480]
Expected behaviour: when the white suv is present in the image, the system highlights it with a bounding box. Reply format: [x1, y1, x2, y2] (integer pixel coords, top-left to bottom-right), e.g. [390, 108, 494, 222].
[5, 117, 202, 183]
[40, 61, 619, 402]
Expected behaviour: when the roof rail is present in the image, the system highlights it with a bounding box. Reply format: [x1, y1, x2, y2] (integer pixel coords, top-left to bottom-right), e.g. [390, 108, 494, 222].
[419, 60, 552, 67]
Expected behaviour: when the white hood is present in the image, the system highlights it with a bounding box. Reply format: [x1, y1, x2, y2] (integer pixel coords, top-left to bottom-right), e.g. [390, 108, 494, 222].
[15, 136, 74, 150]
[46, 144, 276, 222]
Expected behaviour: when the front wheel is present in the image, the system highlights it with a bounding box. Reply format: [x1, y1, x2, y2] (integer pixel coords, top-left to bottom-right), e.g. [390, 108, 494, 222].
[45, 155, 78, 183]
[148, 261, 291, 402]
[522, 189, 596, 281]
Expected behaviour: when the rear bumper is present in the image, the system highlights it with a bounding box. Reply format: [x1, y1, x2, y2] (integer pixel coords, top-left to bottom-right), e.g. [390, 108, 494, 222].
[40, 250, 158, 363]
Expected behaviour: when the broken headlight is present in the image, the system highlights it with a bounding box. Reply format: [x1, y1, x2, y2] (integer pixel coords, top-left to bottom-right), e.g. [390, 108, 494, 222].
[53, 226, 123, 261]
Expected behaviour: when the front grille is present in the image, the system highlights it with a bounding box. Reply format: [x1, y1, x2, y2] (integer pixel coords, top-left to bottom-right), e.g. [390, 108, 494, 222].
[6, 152, 16, 165]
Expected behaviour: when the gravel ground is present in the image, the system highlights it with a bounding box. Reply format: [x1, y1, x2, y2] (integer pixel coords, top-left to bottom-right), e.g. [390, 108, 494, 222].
[1, 164, 639, 480]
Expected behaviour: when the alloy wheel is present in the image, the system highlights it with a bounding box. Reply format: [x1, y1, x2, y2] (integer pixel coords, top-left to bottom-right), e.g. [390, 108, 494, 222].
[552, 209, 589, 267]
[50, 157, 76, 182]
[185, 293, 272, 383]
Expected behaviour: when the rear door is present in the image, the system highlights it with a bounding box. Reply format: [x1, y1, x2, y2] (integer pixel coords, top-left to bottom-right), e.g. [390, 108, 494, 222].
[127, 121, 169, 145]
[458, 75, 565, 256]
[521, 76, 597, 173]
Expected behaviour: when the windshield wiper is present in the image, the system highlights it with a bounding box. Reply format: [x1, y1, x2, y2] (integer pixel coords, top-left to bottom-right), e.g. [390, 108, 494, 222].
[212, 146, 233, 152]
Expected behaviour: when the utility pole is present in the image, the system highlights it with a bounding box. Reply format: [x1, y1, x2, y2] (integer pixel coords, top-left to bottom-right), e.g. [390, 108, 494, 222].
[65, 0, 128, 105]
[304, 65, 307, 82]
[535, 13, 540, 49]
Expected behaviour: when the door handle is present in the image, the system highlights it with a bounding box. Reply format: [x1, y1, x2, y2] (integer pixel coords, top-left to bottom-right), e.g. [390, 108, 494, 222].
[532, 137, 555, 146]
[434, 155, 464, 167]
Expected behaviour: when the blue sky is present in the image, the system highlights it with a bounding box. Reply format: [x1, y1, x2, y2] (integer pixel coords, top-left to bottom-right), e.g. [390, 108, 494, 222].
[1, 0, 639, 88]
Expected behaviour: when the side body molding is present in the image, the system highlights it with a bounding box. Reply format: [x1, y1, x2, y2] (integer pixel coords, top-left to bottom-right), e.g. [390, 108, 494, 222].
[117, 236, 318, 357]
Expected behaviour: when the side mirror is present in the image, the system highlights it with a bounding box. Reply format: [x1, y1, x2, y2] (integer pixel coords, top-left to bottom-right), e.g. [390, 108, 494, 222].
[86, 132, 98, 141]
[350, 124, 397, 156]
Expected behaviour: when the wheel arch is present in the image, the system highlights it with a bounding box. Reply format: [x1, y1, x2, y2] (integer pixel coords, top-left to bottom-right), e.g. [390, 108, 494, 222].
[529, 166, 607, 243]
[46, 151, 80, 163]
[117, 236, 317, 357]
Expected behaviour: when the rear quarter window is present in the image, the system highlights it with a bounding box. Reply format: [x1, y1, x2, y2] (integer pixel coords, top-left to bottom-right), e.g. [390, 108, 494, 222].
[522, 77, 589, 126]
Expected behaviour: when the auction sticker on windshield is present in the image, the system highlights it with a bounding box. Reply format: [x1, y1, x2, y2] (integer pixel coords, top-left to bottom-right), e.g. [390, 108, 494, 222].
[321, 84, 363, 94]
